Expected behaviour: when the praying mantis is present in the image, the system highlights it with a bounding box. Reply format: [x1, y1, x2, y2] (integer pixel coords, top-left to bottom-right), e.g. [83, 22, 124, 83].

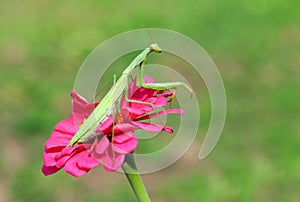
[68, 43, 193, 146]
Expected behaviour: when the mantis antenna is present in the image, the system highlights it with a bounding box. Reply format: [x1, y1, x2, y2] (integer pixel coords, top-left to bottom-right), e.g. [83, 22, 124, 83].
[146, 28, 157, 45]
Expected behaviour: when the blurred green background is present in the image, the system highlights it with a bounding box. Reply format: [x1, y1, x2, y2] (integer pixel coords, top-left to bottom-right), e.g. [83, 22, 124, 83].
[1, 0, 300, 201]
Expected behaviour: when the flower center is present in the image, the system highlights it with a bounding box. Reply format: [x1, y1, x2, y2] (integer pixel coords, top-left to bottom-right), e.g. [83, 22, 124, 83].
[79, 118, 87, 128]
[116, 113, 123, 123]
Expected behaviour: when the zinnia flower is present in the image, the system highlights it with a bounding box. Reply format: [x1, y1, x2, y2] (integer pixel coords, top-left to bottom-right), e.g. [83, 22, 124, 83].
[42, 76, 184, 177]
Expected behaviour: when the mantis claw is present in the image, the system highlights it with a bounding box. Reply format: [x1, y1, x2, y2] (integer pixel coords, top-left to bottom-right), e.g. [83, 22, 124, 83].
[168, 89, 177, 108]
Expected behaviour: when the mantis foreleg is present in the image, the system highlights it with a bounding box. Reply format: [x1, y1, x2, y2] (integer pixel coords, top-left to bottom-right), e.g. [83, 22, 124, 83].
[136, 61, 194, 95]
[124, 84, 155, 107]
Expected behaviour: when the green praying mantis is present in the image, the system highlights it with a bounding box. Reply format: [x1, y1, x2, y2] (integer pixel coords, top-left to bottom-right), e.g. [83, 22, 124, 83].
[68, 43, 194, 146]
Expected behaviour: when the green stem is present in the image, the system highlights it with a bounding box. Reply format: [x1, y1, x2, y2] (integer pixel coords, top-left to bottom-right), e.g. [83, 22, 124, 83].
[122, 154, 151, 202]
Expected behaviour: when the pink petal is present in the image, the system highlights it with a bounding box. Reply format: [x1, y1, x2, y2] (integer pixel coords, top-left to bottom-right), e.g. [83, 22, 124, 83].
[54, 119, 78, 134]
[71, 91, 89, 106]
[45, 133, 70, 150]
[44, 138, 66, 151]
[77, 152, 99, 170]
[50, 129, 73, 139]
[71, 91, 98, 112]
[45, 140, 68, 151]
[55, 152, 62, 160]
[113, 135, 138, 154]
[114, 123, 139, 134]
[92, 152, 105, 162]
[145, 97, 157, 103]
[43, 151, 60, 167]
[162, 91, 173, 97]
[125, 107, 146, 116]
[113, 132, 134, 144]
[130, 102, 153, 112]
[103, 155, 125, 171]
[152, 96, 168, 107]
[71, 113, 88, 128]
[136, 109, 184, 121]
[127, 76, 154, 98]
[96, 117, 113, 133]
[56, 155, 70, 169]
[163, 125, 173, 133]
[61, 146, 81, 156]
[102, 148, 125, 172]
[72, 102, 95, 115]
[95, 136, 110, 154]
[42, 165, 60, 176]
[131, 88, 151, 101]
[131, 121, 164, 133]
[64, 152, 89, 177]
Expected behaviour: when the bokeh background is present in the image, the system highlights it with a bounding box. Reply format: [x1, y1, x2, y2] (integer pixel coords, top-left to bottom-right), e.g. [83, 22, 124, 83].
[1, 0, 300, 201]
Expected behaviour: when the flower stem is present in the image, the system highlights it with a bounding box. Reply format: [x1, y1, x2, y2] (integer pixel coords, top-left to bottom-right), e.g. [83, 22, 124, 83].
[122, 154, 151, 202]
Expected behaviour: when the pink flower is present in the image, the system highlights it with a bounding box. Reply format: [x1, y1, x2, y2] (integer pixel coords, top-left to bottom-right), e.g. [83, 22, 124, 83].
[42, 76, 184, 177]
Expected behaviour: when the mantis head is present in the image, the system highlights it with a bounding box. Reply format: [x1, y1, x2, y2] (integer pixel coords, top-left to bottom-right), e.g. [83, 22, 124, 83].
[150, 44, 162, 53]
